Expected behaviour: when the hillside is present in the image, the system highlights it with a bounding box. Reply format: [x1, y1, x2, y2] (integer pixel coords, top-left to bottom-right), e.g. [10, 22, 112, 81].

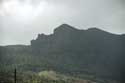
[31, 24, 124, 80]
[0, 24, 124, 83]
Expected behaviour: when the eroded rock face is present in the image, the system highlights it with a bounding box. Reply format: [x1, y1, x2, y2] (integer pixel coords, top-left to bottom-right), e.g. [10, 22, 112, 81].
[31, 24, 122, 56]
[30, 24, 124, 80]
[31, 24, 79, 53]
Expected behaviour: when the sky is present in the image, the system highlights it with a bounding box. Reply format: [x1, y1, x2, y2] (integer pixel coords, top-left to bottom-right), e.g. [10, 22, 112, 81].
[0, 0, 124, 45]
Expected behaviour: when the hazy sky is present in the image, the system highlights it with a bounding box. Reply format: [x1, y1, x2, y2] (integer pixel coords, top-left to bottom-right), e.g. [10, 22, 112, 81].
[0, 0, 124, 45]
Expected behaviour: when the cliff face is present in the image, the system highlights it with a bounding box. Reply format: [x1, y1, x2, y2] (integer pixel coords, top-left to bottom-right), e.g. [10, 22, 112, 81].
[31, 24, 122, 56]
[31, 24, 79, 53]
[31, 24, 124, 80]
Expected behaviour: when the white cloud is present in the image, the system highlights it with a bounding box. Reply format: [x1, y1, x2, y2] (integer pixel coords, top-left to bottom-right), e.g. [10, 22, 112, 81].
[0, 0, 49, 21]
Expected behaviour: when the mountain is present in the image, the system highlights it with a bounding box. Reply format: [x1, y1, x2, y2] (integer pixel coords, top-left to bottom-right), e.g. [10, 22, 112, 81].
[31, 24, 124, 80]
[0, 24, 124, 83]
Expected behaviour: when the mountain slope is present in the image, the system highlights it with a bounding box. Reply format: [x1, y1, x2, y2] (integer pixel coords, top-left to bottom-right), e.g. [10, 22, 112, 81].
[0, 24, 124, 82]
[31, 24, 124, 81]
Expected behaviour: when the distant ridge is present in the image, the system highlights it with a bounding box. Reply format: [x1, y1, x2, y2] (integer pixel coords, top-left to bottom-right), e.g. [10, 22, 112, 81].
[35, 24, 120, 38]
[54, 24, 77, 31]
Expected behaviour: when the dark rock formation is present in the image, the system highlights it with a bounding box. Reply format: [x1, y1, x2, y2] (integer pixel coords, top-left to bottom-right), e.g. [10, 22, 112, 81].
[31, 24, 124, 81]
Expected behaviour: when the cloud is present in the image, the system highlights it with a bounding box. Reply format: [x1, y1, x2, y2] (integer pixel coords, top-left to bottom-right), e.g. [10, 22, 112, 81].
[0, 0, 21, 16]
[0, 0, 47, 16]
[0, 0, 124, 45]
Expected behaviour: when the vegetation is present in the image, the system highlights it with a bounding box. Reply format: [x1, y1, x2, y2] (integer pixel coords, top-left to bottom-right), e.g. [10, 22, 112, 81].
[0, 70, 120, 83]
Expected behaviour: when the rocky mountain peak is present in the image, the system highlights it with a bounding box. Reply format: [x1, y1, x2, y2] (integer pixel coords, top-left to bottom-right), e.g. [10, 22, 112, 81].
[54, 24, 77, 34]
